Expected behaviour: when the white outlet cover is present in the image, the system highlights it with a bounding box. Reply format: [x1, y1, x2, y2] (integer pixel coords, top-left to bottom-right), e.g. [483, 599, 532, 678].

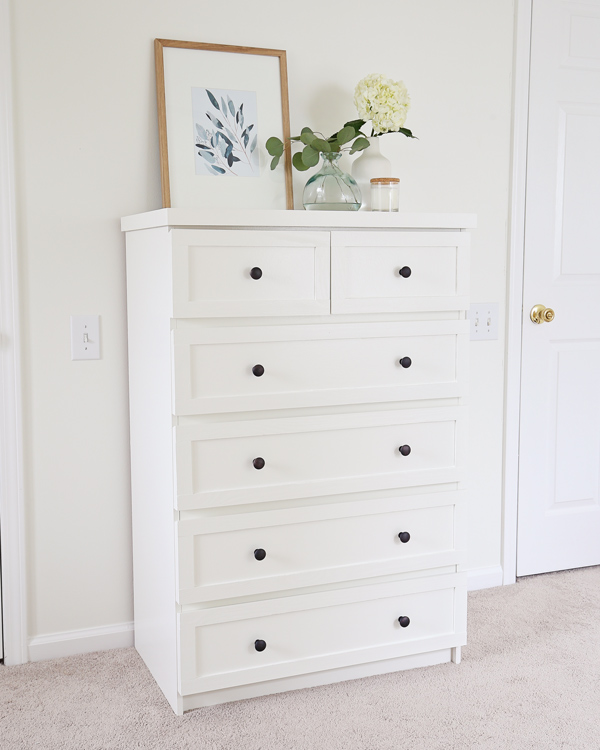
[71, 315, 100, 360]
[469, 303, 499, 341]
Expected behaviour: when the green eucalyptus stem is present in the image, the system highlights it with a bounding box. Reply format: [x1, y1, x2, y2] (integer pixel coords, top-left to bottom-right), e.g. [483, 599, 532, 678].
[266, 119, 371, 172]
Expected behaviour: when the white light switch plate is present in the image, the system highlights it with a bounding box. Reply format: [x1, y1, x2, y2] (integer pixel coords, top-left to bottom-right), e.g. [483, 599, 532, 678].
[71, 315, 100, 360]
[469, 303, 499, 341]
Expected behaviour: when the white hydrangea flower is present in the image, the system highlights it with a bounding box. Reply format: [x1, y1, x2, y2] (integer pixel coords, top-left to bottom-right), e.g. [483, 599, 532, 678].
[354, 74, 411, 135]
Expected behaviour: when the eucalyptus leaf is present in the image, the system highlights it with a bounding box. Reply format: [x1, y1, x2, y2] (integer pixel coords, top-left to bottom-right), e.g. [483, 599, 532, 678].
[300, 131, 316, 146]
[196, 124, 208, 140]
[350, 136, 370, 154]
[270, 154, 281, 170]
[221, 97, 227, 115]
[211, 164, 226, 174]
[336, 125, 356, 145]
[311, 138, 331, 153]
[301, 145, 320, 167]
[293, 151, 310, 171]
[344, 118, 366, 132]
[227, 97, 235, 117]
[199, 150, 216, 164]
[300, 126, 313, 135]
[206, 90, 219, 110]
[265, 137, 284, 156]
[250, 135, 257, 153]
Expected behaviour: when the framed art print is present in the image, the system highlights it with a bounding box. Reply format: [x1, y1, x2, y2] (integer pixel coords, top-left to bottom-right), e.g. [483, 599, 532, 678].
[155, 39, 293, 209]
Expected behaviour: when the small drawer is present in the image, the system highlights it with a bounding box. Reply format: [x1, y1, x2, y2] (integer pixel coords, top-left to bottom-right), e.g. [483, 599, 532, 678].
[175, 407, 464, 509]
[172, 320, 468, 415]
[178, 573, 467, 694]
[177, 492, 464, 603]
[331, 231, 469, 313]
[171, 229, 330, 318]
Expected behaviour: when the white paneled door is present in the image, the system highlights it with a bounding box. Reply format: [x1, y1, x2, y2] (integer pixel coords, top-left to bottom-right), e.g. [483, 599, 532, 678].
[517, 0, 600, 575]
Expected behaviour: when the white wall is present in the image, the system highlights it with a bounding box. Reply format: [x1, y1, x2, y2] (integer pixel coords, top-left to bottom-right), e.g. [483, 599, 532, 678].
[9, 0, 515, 643]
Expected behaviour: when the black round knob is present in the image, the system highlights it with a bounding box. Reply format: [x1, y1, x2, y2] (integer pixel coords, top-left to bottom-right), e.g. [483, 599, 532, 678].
[398, 616, 410, 628]
[252, 364, 265, 377]
[399, 445, 411, 456]
[250, 267, 262, 280]
[254, 639, 267, 652]
[254, 548, 267, 561]
[398, 266, 412, 278]
[398, 531, 411, 543]
[399, 357, 412, 369]
[253, 457, 265, 470]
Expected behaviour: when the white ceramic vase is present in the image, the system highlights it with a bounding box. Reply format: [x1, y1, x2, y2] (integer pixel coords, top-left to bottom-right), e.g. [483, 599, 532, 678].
[351, 137, 392, 210]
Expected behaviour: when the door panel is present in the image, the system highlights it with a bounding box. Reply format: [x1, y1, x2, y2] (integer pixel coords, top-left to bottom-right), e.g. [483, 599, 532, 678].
[517, 0, 600, 575]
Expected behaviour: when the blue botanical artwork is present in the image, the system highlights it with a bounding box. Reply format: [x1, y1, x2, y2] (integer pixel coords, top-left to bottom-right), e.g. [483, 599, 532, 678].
[192, 87, 259, 177]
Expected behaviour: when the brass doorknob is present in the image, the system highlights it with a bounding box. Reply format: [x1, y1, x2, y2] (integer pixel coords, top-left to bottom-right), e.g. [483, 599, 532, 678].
[530, 304, 555, 324]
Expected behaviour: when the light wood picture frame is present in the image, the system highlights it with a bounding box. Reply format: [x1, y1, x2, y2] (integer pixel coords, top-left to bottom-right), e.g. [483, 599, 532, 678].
[155, 39, 293, 210]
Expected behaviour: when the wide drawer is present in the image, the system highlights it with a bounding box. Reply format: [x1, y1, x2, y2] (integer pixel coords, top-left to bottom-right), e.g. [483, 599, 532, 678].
[171, 229, 330, 317]
[175, 407, 464, 509]
[172, 320, 468, 415]
[331, 231, 469, 313]
[177, 491, 465, 603]
[178, 573, 467, 694]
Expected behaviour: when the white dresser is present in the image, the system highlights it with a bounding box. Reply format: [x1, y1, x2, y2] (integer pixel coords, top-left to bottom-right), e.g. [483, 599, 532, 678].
[122, 209, 474, 715]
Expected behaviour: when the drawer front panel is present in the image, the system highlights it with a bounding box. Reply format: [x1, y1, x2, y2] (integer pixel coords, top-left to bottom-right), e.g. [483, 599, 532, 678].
[171, 229, 330, 317]
[178, 498, 461, 603]
[173, 321, 468, 414]
[179, 574, 466, 694]
[331, 231, 469, 313]
[175, 407, 464, 509]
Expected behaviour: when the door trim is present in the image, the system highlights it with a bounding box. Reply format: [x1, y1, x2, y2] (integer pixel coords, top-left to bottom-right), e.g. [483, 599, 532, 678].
[0, 0, 28, 664]
[503, 0, 533, 585]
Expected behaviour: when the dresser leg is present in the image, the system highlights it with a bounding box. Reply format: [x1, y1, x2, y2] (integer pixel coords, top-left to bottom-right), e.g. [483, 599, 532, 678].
[451, 647, 461, 665]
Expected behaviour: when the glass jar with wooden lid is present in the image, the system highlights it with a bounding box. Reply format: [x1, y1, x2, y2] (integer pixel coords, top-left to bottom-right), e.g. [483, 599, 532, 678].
[370, 177, 400, 212]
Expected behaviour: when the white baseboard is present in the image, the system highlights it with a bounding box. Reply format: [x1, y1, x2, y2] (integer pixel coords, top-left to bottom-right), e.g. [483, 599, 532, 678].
[28, 621, 134, 662]
[467, 565, 504, 591]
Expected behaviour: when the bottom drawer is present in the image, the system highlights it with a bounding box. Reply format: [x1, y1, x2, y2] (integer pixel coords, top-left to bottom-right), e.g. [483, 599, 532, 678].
[179, 573, 466, 695]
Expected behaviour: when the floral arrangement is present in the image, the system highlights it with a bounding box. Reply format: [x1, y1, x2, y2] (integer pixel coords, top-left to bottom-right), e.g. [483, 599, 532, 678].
[354, 74, 415, 137]
[266, 73, 415, 172]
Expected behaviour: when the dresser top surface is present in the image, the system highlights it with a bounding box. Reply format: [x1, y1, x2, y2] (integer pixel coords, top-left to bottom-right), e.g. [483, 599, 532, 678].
[121, 208, 477, 233]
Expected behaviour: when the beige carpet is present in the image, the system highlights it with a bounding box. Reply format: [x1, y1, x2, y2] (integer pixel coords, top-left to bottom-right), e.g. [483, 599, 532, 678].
[1, 567, 599, 749]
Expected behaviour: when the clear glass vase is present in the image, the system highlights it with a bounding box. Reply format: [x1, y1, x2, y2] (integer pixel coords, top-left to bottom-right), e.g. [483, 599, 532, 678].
[303, 152, 362, 211]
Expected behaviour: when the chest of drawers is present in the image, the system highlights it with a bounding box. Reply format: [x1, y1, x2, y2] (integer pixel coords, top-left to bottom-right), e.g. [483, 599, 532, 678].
[122, 209, 474, 714]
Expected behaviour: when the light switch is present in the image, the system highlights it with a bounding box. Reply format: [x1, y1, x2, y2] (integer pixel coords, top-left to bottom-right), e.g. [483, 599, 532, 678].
[469, 303, 499, 341]
[71, 315, 100, 360]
